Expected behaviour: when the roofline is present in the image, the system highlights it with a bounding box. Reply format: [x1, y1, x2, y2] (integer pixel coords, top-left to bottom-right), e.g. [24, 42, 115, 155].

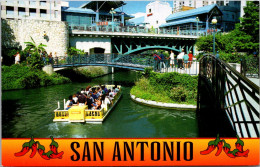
[166, 4, 223, 22]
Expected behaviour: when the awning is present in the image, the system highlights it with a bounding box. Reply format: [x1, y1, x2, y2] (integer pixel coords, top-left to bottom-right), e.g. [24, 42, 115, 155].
[160, 17, 203, 28]
[166, 4, 223, 22]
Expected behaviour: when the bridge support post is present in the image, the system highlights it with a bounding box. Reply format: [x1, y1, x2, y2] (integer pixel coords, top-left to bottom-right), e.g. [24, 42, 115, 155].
[42, 65, 54, 75]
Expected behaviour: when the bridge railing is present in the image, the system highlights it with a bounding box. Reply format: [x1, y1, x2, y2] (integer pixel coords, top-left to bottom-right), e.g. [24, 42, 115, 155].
[53, 54, 154, 69]
[198, 54, 259, 137]
[53, 54, 200, 75]
[70, 25, 209, 37]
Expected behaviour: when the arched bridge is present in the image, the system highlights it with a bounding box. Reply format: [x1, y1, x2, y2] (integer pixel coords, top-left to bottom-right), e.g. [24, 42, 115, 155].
[53, 54, 154, 71]
[197, 54, 260, 138]
[53, 54, 199, 75]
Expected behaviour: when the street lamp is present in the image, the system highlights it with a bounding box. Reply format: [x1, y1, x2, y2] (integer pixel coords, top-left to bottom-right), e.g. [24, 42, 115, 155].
[211, 17, 217, 55]
[196, 17, 199, 36]
[109, 8, 116, 32]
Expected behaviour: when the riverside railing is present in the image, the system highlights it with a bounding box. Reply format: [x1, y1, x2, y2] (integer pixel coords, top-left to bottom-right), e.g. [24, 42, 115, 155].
[69, 25, 208, 36]
[53, 54, 199, 75]
[198, 54, 259, 137]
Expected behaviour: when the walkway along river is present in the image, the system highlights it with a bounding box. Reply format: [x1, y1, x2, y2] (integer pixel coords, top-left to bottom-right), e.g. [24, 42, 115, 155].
[2, 70, 198, 138]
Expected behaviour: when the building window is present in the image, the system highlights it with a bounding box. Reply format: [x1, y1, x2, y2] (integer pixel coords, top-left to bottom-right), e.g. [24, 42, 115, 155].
[6, 6, 14, 15]
[149, 9, 151, 13]
[91, 16, 96, 24]
[54, 10, 58, 18]
[40, 1, 46, 6]
[29, 8, 36, 17]
[156, 20, 158, 24]
[18, 7, 26, 17]
[6, 0, 13, 5]
[40, 9, 47, 17]
[18, 0, 25, 5]
[232, 14, 234, 19]
[30, 0, 36, 6]
[54, 0, 57, 7]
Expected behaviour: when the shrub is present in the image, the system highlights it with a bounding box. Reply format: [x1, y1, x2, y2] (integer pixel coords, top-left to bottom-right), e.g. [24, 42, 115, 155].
[132, 71, 198, 104]
[2, 65, 71, 90]
[169, 85, 188, 102]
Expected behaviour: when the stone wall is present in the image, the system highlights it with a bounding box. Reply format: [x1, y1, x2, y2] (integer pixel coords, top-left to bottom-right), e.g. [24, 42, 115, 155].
[1, 19, 69, 57]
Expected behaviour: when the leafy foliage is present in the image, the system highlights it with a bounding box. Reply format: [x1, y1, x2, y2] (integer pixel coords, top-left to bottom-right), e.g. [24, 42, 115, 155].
[196, 1, 259, 60]
[240, 1, 259, 43]
[2, 65, 71, 90]
[24, 36, 46, 56]
[131, 70, 198, 105]
[24, 37, 47, 69]
[67, 47, 85, 56]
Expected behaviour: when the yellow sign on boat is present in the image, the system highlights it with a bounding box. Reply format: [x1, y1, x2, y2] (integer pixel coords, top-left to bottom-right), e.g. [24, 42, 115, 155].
[68, 106, 87, 122]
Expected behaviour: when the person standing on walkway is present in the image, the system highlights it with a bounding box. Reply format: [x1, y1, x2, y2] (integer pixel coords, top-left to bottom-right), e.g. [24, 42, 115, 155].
[153, 53, 160, 72]
[188, 51, 193, 67]
[183, 52, 189, 69]
[170, 50, 174, 68]
[159, 52, 166, 72]
[177, 49, 185, 69]
[54, 52, 58, 65]
[14, 51, 20, 64]
[48, 52, 53, 65]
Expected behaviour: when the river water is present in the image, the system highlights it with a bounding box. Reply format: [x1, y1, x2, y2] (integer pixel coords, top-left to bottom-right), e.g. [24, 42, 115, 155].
[2, 70, 198, 138]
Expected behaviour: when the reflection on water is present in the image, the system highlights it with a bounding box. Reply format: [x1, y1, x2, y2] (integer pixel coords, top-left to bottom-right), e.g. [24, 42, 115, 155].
[2, 70, 198, 138]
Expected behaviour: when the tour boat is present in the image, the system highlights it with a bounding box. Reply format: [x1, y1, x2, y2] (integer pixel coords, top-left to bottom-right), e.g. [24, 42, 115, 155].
[53, 85, 122, 123]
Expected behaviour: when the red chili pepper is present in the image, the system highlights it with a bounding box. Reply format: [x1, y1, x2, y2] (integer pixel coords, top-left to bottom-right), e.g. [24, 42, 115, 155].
[38, 149, 50, 160]
[223, 140, 236, 158]
[50, 145, 58, 154]
[50, 151, 64, 159]
[37, 141, 50, 160]
[235, 149, 249, 157]
[30, 142, 38, 158]
[200, 140, 216, 155]
[235, 135, 244, 152]
[14, 146, 30, 157]
[215, 140, 223, 156]
[50, 136, 59, 154]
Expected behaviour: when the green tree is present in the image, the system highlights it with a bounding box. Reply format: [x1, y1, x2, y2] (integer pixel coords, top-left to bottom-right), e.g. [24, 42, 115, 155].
[240, 1, 259, 43]
[24, 37, 46, 69]
[24, 36, 46, 55]
[67, 47, 85, 56]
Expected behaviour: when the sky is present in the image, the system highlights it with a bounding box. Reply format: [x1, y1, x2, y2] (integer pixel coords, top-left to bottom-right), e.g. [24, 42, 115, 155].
[69, 1, 173, 15]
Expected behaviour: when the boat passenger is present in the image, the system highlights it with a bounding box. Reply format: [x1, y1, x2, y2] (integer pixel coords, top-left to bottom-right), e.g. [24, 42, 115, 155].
[108, 89, 114, 97]
[72, 94, 78, 104]
[85, 85, 91, 94]
[77, 93, 87, 106]
[65, 95, 73, 110]
[114, 85, 119, 93]
[95, 97, 102, 109]
[108, 94, 114, 101]
[101, 94, 110, 105]
[80, 88, 85, 94]
[86, 95, 95, 110]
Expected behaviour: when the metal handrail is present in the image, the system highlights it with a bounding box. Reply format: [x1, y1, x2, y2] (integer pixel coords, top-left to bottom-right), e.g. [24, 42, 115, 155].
[198, 54, 259, 138]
